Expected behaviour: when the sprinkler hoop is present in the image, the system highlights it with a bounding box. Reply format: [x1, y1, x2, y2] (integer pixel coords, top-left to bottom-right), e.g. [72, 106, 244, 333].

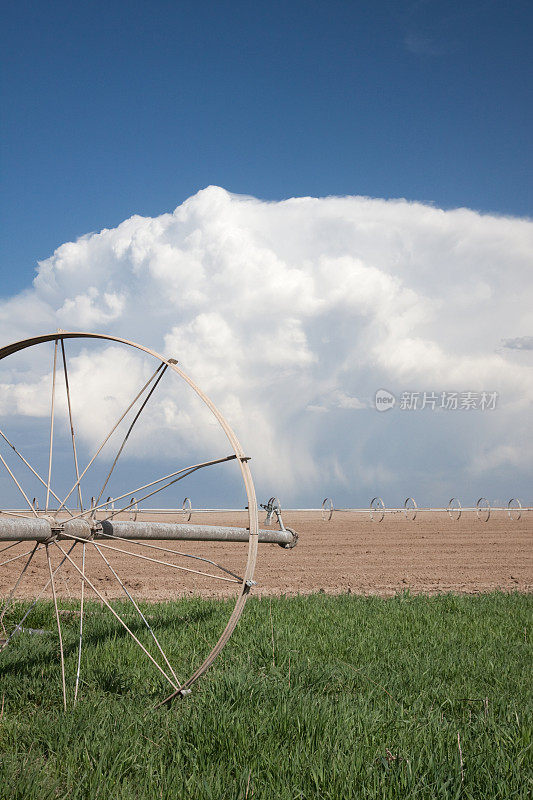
[369, 497, 385, 523]
[404, 497, 418, 521]
[476, 497, 491, 522]
[507, 498, 522, 521]
[321, 498, 334, 522]
[447, 497, 462, 521]
[181, 496, 192, 522]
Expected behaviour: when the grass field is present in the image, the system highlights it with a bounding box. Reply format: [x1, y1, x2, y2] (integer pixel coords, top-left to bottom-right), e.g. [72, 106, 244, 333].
[0, 592, 531, 799]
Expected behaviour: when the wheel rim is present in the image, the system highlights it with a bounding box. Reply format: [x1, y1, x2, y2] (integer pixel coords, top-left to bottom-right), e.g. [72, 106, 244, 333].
[507, 498, 522, 521]
[447, 497, 462, 521]
[476, 497, 491, 522]
[182, 497, 192, 522]
[369, 497, 385, 523]
[0, 331, 259, 707]
[321, 498, 333, 522]
[404, 497, 417, 521]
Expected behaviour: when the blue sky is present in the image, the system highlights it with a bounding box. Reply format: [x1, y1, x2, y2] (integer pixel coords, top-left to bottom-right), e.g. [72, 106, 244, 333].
[1, 0, 531, 297]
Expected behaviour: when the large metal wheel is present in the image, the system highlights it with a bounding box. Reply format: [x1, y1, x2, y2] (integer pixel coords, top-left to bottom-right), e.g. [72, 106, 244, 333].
[181, 497, 192, 522]
[321, 497, 333, 522]
[404, 497, 418, 521]
[0, 331, 262, 708]
[476, 497, 491, 523]
[447, 497, 462, 521]
[507, 498, 522, 521]
[369, 497, 385, 523]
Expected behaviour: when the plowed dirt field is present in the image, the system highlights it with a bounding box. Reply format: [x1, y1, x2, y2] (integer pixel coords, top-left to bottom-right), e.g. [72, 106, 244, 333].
[1, 510, 531, 600]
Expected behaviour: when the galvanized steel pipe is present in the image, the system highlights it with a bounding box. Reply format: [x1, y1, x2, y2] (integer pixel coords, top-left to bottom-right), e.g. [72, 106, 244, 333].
[98, 520, 297, 548]
[0, 516, 53, 542]
[0, 517, 298, 548]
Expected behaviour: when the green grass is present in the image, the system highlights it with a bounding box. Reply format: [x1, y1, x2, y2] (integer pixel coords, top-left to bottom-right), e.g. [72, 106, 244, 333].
[0, 592, 531, 799]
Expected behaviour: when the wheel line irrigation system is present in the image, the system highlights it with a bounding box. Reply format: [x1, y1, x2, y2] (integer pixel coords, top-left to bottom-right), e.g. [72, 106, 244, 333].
[118, 495, 526, 524]
[0, 330, 529, 711]
[318, 496, 529, 523]
[7, 494, 524, 525]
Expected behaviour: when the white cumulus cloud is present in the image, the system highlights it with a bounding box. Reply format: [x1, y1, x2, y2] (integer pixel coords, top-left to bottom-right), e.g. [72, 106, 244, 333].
[0, 186, 532, 507]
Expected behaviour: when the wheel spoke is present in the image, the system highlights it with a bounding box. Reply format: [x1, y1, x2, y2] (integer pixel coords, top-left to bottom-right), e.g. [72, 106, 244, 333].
[60, 340, 84, 512]
[67, 454, 237, 523]
[0, 542, 21, 555]
[157, 584, 251, 708]
[95, 365, 168, 506]
[73, 542, 85, 704]
[0, 510, 38, 520]
[91, 541, 180, 686]
[46, 544, 67, 711]
[61, 531, 240, 582]
[0, 543, 39, 633]
[99, 467, 206, 520]
[0, 454, 39, 517]
[53, 541, 179, 691]
[0, 542, 77, 653]
[46, 339, 59, 512]
[0, 428, 72, 514]
[0, 544, 45, 568]
[98, 531, 243, 581]
[57, 364, 166, 513]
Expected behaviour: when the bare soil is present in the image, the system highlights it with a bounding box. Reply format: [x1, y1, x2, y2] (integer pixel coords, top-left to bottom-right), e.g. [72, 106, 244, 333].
[1, 510, 531, 601]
